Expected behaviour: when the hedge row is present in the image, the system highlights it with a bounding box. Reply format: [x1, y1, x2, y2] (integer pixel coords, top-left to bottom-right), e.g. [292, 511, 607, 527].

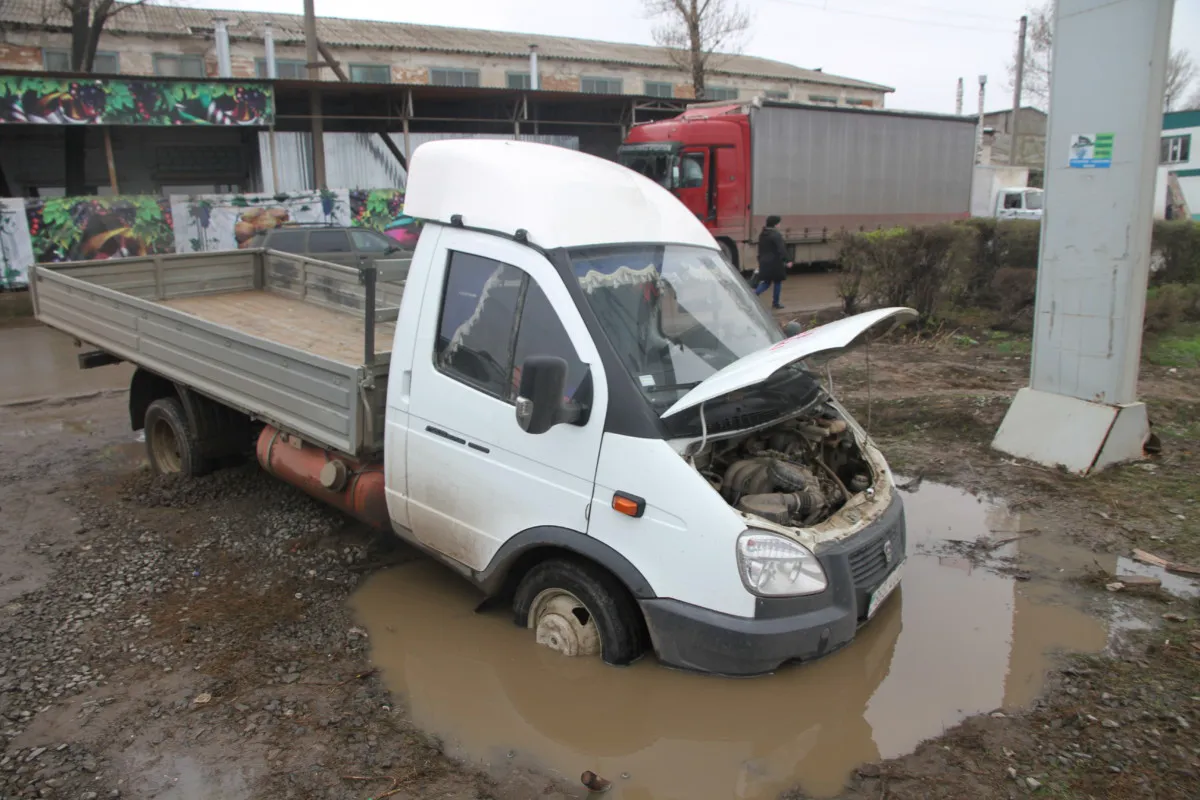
[835, 219, 1200, 327]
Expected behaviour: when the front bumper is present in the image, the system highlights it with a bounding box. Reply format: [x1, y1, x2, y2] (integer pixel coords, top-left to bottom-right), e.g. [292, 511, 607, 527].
[640, 493, 906, 676]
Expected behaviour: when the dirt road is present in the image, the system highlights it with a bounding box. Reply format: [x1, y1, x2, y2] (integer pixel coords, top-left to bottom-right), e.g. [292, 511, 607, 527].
[2, 322, 1198, 800]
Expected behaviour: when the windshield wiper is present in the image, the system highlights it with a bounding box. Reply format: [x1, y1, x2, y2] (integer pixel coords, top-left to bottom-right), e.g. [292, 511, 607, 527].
[643, 381, 701, 393]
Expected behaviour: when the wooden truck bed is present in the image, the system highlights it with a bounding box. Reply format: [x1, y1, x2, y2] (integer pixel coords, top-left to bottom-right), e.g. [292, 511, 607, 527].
[161, 290, 397, 365]
[30, 249, 408, 458]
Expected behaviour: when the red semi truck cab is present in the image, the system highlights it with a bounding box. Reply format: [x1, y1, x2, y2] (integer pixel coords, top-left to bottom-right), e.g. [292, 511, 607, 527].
[619, 101, 977, 273]
[619, 104, 752, 269]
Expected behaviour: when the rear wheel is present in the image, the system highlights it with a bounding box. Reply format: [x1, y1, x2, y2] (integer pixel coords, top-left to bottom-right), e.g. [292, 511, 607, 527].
[512, 558, 645, 665]
[144, 397, 211, 477]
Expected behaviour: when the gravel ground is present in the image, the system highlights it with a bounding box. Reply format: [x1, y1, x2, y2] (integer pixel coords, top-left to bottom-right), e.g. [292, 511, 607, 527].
[0, 394, 572, 800]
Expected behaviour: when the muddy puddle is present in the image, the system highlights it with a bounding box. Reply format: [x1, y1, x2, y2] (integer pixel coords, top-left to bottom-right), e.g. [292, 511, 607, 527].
[353, 483, 1122, 799]
[0, 323, 132, 405]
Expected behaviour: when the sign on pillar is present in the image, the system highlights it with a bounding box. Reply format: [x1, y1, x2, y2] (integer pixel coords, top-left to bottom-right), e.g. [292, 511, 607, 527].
[992, 0, 1174, 474]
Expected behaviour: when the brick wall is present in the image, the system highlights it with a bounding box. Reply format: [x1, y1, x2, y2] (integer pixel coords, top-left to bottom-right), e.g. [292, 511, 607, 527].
[541, 74, 580, 92]
[0, 43, 44, 70]
[391, 66, 429, 85]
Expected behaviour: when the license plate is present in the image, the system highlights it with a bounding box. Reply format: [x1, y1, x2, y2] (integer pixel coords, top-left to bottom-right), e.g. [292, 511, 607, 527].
[867, 564, 903, 619]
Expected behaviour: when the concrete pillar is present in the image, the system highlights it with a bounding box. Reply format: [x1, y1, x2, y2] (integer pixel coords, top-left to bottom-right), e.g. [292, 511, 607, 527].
[213, 17, 232, 78]
[992, 0, 1174, 474]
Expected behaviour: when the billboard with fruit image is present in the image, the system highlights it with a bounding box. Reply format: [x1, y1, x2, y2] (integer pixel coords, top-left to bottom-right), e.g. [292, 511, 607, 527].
[0, 75, 273, 126]
[170, 190, 350, 253]
[349, 189, 420, 250]
[1, 198, 33, 288]
[24, 196, 174, 265]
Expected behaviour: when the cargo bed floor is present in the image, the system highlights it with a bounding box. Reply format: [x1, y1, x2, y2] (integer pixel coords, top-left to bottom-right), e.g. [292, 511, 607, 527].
[160, 290, 393, 365]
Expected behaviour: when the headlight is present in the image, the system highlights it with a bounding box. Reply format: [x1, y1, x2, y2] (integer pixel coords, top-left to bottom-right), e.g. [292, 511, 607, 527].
[736, 531, 827, 596]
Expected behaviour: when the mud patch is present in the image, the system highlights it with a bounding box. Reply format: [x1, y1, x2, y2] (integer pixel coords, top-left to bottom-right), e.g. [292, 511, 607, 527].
[353, 483, 1121, 798]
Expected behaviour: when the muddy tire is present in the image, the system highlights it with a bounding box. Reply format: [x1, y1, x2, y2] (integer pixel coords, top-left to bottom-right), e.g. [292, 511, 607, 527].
[512, 558, 645, 666]
[144, 397, 211, 477]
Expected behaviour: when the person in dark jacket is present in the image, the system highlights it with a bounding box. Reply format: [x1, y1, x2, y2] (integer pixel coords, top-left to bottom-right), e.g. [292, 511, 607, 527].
[755, 215, 792, 309]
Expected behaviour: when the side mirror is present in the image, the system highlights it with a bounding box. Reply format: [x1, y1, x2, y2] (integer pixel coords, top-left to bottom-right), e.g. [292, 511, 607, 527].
[515, 356, 567, 435]
[671, 164, 681, 188]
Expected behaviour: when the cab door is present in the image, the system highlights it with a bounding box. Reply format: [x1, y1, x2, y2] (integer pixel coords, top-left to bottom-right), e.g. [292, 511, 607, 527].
[674, 148, 712, 224]
[402, 228, 609, 571]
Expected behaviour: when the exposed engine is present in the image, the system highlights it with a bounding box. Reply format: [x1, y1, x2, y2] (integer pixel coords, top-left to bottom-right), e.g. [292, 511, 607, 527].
[692, 405, 873, 528]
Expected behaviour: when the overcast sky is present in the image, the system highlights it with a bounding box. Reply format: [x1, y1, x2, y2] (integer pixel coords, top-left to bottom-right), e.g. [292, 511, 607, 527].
[184, 0, 1199, 114]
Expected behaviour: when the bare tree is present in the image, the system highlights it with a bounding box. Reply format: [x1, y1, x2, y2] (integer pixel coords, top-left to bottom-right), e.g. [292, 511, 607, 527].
[1010, 2, 1195, 112]
[1186, 85, 1200, 111]
[1165, 49, 1198, 111]
[41, 0, 150, 194]
[643, 0, 751, 100]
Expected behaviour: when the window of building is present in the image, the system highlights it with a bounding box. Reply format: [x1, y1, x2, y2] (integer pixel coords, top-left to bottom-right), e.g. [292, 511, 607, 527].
[153, 54, 205, 78]
[308, 230, 352, 253]
[431, 68, 481, 87]
[1161, 134, 1191, 165]
[845, 97, 875, 107]
[349, 64, 391, 83]
[256, 58, 307, 79]
[704, 86, 738, 101]
[581, 76, 622, 95]
[436, 252, 586, 402]
[506, 72, 533, 90]
[44, 49, 120, 74]
[808, 94, 838, 105]
[644, 81, 674, 98]
[764, 90, 789, 101]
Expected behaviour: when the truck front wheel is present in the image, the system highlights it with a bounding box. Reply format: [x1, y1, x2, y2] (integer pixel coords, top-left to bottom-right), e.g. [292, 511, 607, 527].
[144, 397, 211, 477]
[512, 558, 645, 666]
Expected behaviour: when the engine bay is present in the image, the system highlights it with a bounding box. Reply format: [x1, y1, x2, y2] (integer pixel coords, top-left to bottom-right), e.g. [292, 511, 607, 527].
[690, 403, 874, 528]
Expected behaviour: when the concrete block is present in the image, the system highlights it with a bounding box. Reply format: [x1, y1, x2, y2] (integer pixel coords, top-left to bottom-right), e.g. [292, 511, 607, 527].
[992, 387, 1148, 475]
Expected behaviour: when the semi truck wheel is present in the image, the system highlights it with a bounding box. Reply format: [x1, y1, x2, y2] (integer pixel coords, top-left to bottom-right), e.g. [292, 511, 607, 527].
[144, 397, 212, 477]
[512, 558, 645, 665]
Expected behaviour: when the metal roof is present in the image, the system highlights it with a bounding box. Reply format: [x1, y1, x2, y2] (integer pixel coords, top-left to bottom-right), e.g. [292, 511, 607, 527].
[0, 0, 893, 92]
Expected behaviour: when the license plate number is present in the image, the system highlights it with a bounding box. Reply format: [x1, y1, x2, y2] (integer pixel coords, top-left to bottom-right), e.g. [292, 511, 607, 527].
[867, 565, 903, 619]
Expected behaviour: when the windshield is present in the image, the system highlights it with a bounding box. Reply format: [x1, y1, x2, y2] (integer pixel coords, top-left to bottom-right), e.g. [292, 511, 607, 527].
[1024, 190, 1044, 210]
[568, 244, 782, 413]
[617, 146, 676, 188]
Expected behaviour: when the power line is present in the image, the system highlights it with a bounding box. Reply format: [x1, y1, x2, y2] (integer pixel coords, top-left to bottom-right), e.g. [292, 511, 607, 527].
[762, 0, 1015, 34]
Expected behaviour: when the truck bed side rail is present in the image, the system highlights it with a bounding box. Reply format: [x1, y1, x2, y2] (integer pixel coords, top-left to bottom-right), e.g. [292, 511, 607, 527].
[30, 250, 371, 456]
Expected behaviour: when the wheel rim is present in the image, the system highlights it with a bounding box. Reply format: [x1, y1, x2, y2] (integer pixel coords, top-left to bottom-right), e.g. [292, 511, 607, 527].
[149, 417, 183, 473]
[527, 588, 601, 657]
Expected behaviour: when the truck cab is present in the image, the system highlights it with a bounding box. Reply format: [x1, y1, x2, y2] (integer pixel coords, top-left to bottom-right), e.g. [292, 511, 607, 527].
[994, 187, 1044, 220]
[385, 140, 908, 675]
[618, 104, 751, 269]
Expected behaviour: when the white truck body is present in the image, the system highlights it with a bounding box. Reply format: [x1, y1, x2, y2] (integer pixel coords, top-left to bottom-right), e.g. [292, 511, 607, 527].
[971, 164, 1043, 219]
[34, 140, 909, 676]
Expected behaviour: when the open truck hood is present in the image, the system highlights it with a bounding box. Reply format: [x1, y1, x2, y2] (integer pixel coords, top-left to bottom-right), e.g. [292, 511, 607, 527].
[661, 307, 917, 419]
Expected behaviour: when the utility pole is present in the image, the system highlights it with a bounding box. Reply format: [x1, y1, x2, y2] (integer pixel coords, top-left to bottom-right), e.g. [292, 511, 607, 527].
[993, 0, 1175, 473]
[975, 74, 987, 164]
[955, 77, 963, 115]
[304, 0, 327, 190]
[1009, 14, 1027, 166]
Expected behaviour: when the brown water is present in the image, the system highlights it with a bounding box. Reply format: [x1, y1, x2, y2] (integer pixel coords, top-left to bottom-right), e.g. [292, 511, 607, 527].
[352, 483, 1111, 799]
[0, 322, 133, 405]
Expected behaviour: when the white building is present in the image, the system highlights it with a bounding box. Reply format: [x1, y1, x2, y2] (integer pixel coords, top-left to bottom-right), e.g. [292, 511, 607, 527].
[1155, 110, 1199, 220]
